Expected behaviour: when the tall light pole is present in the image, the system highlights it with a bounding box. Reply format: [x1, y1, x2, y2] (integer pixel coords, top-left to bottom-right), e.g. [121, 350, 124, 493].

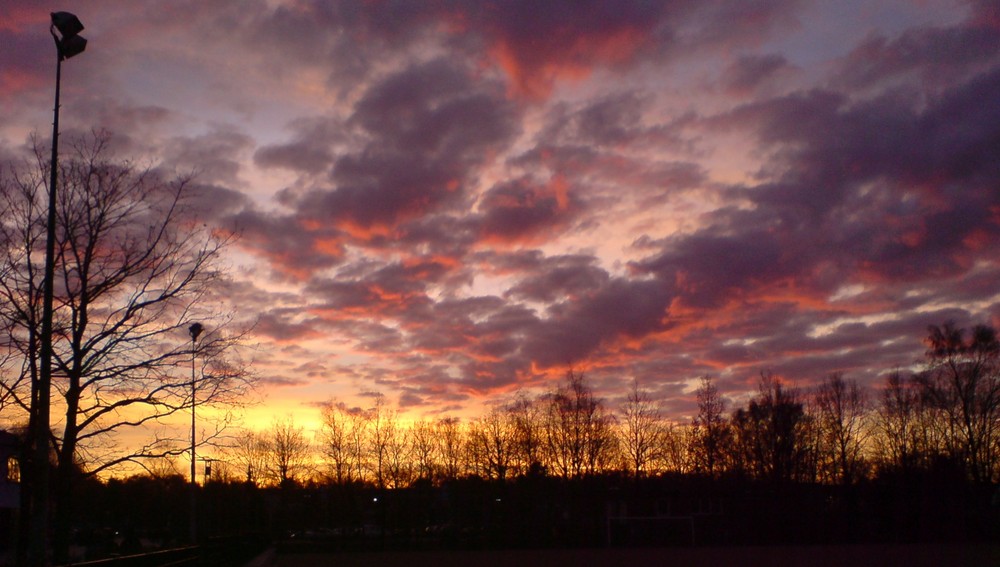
[188, 322, 203, 545]
[30, 12, 86, 566]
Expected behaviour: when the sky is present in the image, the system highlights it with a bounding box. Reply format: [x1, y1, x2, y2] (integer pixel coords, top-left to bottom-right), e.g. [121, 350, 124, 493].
[2, 0, 999, 430]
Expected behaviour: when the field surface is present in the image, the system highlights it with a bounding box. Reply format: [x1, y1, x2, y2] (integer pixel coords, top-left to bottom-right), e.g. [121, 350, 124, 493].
[259, 543, 1000, 567]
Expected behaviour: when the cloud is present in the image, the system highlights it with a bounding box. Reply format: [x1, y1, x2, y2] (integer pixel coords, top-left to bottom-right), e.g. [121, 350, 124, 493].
[252, 116, 347, 175]
[721, 54, 795, 95]
[505, 254, 610, 303]
[229, 209, 346, 280]
[162, 127, 256, 185]
[441, 0, 801, 99]
[476, 176, 579, 244]
[254, 310, 325, 343]
[3, 0, 999, 418]
[834, 17, 1000, 91]
[278, 58, 520, 238]
[233, 3, 1000, 408]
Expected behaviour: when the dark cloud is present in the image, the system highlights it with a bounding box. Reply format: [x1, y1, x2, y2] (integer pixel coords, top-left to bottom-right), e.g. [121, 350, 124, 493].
[0, 8, 53, 104]
[550, 92, 651, 146]
[446, 0, 675, 98]
[255, 116, 366, 175]
[436, 0, 801, 99]
[634, 227, 801, 309]
[161, 127, 255, 185]
[721, 54, 794, 95]
[701, 64, 1000, 287]
[229, 209, 346, 279]
[259, 375, 310, 387]
[255, 16, 999, 404]
[254, 310, 323, 343]
[476, 177, 579, 243]
[835, 18, 1000, 90]
[505, 254, 610, 303]
[522, 278, 675, 369]
[281, 58, 519, 235]
[185, 182, 252, 223]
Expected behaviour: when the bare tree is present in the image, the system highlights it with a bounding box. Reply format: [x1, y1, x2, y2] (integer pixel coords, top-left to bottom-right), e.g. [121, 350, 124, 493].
[0, 132, 252, 560]
[320, 401, 362, 485]
[384, 417, 412, 489]
[731, 372, 811, 483]
[544, 370, 616, 478]
[917, 322, 1000, 483]
[689, 376, 730, 477]
[874, 370, 937, 474]
[410, 419, 439, 483]
[366, 394, 398, 489]
[436, 417, 465, 481]
[507, 392, 544, 476]
[229, 429, 271, 486]
[659, 423, 690, 473]
[266, 417, 311, 486]
[468, 405, 515, 481]
[618, 378, 665, 479]
[814, 373, 869, 485]
[342, 405, 371, 484]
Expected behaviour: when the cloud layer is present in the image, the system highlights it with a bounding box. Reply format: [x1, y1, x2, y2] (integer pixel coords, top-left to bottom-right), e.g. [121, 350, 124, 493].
[3, 0, 998, 418]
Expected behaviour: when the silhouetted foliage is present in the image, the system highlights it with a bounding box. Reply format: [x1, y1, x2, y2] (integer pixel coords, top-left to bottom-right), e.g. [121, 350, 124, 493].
[690, 376, 730, 477]
[917, 322, 1000, 483]
[814, 372, 869, 484]
[618, 379, 667, 479]
[543, 370, 616, 478]
[731, 373, 811, 483]
[0, 131, 252, 562]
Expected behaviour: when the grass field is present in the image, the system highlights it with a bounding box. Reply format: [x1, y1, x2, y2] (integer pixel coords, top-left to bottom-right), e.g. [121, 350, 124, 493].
[258, 543, 1000, 567]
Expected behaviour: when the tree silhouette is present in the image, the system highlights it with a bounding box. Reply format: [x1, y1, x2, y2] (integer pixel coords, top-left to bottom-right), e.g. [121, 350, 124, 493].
[918, 322, 1000, 483]
[874, 371, 928, 474]
[319, 402, 352, 485]
[0, 131, 251, 561]
[436, 416, 465, 482]
[690, 376, 730, 477]
[618, 378, 666, 479]
[468, 405, 515, 481]
[266, 417, 311, 486]
[814, 372, 869, 485]
[732, 373, 810, 483]
[507, 392, 545, 476]
[544, 370, 616, 478]
[229, 429, 270, 486]
[409, 418, 439, 483]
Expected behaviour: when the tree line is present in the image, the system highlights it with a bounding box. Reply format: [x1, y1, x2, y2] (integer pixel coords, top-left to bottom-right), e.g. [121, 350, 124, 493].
[218, 321, 1000, 489]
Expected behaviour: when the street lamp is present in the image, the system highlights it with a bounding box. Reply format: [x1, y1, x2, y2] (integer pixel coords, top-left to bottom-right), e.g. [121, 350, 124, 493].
[188, 322, 203, 544]
[30, 11, 87, 566]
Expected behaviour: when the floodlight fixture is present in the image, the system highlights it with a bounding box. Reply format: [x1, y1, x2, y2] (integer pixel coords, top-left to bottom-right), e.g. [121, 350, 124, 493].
[51, 12, 87, 60]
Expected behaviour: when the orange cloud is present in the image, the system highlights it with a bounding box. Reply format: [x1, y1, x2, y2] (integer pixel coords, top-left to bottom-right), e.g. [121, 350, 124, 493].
[491, 26, 649, 100]
[336, 219, 395, 241]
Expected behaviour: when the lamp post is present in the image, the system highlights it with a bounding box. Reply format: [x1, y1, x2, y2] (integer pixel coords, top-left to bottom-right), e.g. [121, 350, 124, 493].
[188, 322, 203, 544]
[29, 12, 86, 566]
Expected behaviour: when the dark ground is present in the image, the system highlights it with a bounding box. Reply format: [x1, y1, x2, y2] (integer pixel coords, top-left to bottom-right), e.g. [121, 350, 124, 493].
[256, 543, 1000, 567]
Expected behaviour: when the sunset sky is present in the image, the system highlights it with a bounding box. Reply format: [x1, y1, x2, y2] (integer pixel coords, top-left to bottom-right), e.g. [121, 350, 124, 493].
[3, 1, 999, 431]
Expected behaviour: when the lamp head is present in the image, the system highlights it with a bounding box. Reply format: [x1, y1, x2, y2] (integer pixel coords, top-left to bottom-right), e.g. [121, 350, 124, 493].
[51, 12, 87, 60]
[51, 12, 84, 37]
[189, 322, 204, 342]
